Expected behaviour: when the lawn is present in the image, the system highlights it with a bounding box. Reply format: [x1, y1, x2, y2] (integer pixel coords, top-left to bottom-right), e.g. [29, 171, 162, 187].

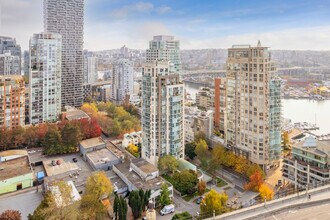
[182, 192, 197, 202]
[182, 188, 211, 202]
[216, 177, 228, 188]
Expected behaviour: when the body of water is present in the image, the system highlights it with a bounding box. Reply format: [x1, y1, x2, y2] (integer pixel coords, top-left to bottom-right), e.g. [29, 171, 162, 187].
[184, 82, 330, 135]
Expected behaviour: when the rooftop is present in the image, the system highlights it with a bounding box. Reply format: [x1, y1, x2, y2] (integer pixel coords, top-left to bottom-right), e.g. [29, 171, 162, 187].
[86, 148, 119, 166]
[80, 137, 106, 149]
[114, 162, 166, 191]
[178, 159, 197, 172]
[131, 158, 158, 174]
[0, 150, 27, 162]
[295, 137, 330, 157]
[65, 109, 90, 121]
[105, 170, 127, 191]
[0, 156, 32, 181]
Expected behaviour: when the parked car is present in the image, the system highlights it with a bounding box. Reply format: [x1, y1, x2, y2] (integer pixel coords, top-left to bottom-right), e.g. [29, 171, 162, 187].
[72, 158, 78, 163]
[160, 204, 175, 216]
[196, 196, 204, 204]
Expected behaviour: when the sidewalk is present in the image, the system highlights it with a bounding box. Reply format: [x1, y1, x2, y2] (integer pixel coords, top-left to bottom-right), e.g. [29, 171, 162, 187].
[210, 185, 330, 220]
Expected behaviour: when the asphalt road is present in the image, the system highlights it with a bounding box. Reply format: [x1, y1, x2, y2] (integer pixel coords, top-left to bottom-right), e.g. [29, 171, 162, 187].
[263, 202, 330, 220]
[0, 190, 42, 220]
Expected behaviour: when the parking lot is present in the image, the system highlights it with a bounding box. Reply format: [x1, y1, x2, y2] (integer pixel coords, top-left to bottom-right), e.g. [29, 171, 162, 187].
[43, 158, 79, 176]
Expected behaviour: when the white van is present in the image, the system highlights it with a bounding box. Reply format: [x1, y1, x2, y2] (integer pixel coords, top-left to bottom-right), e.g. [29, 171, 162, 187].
[160, 204, 175, 215]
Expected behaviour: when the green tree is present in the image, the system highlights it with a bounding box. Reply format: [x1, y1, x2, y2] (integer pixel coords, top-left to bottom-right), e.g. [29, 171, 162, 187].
[158, 183, 171, 207]
[128, 191, 143, 219]
[43, 127, 62, 155]
[172, 170, 198, 194]
[81, 171, 113, 219]
[158, 155, 179, 174]
[195, 139, 209, 167]
[28, 181, 79, 220]
[185, 142, 197, 160]
[172, 211, 192, 220]
[113, 194, 127, 220]
[61, 123, 81, 152]
[200, 189, 228, 218]
[246, 164, 265, 178]
[208, 145, 227, 175]
[194, 131, 211, 146]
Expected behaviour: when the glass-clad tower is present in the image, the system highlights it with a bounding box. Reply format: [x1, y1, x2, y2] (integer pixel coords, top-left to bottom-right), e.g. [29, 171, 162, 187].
[141, 35, 184, 166]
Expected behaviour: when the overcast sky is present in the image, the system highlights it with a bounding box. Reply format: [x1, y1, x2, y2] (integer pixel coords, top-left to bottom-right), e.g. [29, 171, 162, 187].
[1, 0, 330, 51]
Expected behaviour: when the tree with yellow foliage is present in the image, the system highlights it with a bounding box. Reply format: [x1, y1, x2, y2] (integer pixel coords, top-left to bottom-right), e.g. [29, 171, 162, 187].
[127, 144, 139, 157]
[80, 171, 113, 219]
[259, 184, 274, 201]
[81, 103, 98, 116]
[234, 156, 249, 174]
[200, 189, 228, 218]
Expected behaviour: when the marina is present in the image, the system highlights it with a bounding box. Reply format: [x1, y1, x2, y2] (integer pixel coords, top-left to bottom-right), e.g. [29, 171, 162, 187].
[184, 82, 330, 137]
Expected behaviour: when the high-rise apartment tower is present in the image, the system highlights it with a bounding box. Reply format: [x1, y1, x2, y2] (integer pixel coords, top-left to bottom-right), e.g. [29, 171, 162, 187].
[225, 42, 281, 169]
[141, 35, 184, 166]
[44, 0, 84, 108]
[111, 59, 134, 104]
[146, 35, 181, 74]
[0, 75, 25, 129]
[29, 33, 62, 124]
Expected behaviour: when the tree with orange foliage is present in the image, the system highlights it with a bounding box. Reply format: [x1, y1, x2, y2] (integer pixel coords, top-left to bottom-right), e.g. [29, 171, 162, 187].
[244, 171, 264, 192]
[0, 209, 21, 220]
[197, 180, 207, 196]
[259, 184, 274, 201]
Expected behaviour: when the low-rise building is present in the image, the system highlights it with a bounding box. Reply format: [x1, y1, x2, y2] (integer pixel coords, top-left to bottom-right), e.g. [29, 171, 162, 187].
[122, 131, 142, 148]
[79, 137, 107, 159]
[63, 106, 90, 121]
[86, 148, 121, 171]
[113, 158, 173, 201]
[79, 137, 121, 171]
[184, 107, 214, 143]
[0, 153, 34, 195]
[196, 87, 214, 110]
[282, 137, 330, 188]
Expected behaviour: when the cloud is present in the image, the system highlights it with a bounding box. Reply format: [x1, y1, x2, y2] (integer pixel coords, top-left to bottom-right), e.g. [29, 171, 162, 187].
[157, 5, 171, 14]
[110, 2, 153, 19]
[85, 20, 172, 50]
[0, 0, 43, 50]
[180, 25, 330, 50]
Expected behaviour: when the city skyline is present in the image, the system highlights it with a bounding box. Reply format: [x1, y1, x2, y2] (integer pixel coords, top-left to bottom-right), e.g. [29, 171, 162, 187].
[1, 0, 330, 51]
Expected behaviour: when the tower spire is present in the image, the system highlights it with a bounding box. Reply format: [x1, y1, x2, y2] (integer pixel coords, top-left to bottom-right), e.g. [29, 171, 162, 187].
[257, 40, 261, 47]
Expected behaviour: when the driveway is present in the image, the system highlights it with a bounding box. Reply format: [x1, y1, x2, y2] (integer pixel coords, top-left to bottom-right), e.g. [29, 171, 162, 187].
[0, 190, 42, 220]
[156, 192, 200, 220]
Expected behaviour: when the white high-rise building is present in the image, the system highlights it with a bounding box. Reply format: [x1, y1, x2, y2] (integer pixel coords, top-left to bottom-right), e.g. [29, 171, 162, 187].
[29, 33, 62, 124]
[83, 53, 98, 84]
[0, 52, 20, 75]
[111, 59, 134, 104]
[225, 42, 281, 170]
[146, 35, 181, 74]
[44, 0, 84, 108]
[0, 36, 21, 75]
[142, 36, 184, 166]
